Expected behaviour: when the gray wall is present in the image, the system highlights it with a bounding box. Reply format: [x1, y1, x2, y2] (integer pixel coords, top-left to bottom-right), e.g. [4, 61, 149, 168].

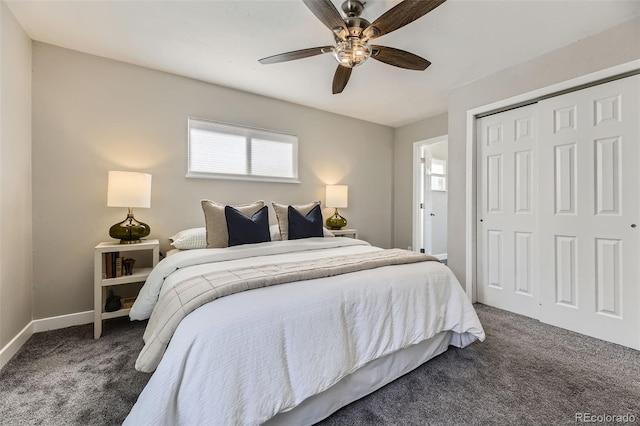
[0, 1, 32, 350]
[31, 43, 394, 319]
[446, 17, 640, 287]
[392, 112, 448, 250]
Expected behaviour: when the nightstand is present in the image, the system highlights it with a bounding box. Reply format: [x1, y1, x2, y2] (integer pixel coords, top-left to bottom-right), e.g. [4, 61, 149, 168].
[93, 239, 159, 339]
[330, 228, 358, 239]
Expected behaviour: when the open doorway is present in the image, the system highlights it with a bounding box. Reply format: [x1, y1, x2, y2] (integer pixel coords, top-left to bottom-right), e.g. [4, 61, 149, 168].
[412, 136, 448, 263]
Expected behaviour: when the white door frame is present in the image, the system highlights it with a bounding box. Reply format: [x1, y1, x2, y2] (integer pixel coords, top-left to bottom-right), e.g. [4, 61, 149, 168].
[413, 135, 448, 254]
[465, 59, 640, 302]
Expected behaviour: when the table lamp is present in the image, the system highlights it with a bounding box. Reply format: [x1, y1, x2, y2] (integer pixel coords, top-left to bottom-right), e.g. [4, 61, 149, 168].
[107, 171, 152, 244]
[325, 185, 348, 230]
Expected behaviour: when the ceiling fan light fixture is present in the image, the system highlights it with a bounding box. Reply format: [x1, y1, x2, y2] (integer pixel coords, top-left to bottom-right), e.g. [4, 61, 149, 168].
[332, 37, 371, 68]
[260, 0, 445, 93]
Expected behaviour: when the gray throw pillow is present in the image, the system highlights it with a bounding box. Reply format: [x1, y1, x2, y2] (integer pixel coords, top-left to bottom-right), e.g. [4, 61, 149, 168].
[201, 200, 265, 248]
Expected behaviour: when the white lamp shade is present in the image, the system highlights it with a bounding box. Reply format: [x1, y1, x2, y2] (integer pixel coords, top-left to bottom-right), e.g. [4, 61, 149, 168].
[326, 185, 348, 208]
[107, 171, 152, 208]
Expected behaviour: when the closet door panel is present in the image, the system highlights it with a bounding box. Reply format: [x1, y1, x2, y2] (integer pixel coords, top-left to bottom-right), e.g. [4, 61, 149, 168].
[477, 104, 539, 319]
[538, 75, 640, 349]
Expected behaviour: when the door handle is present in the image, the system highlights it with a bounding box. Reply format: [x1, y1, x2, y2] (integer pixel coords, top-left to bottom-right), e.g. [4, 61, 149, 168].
[430, 213, 435, 216]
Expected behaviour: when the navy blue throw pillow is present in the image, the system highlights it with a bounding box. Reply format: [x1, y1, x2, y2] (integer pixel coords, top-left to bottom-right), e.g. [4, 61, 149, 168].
[288, 204, 323, 240]
[225, 205, 271, 247]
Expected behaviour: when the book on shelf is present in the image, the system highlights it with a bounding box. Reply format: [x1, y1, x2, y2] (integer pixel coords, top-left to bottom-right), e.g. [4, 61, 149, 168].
[103, 252, 122, 279]
[115, 256, 123, 278]
[105, 253, 112, 278]
[122, 297, 136, 309]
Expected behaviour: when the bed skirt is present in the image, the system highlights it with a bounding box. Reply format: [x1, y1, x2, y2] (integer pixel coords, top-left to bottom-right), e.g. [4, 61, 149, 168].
[265, 330, 454, 426]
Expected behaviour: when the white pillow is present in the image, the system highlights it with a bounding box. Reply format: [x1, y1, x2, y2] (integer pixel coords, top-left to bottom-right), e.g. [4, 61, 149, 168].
[169, 227, 207, 250]
[171, 222, 333, 249]
[269, 224, 282, 241]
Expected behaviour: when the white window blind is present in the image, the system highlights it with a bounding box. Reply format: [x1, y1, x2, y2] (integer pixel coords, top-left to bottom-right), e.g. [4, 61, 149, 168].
[187, 117, 299, 183]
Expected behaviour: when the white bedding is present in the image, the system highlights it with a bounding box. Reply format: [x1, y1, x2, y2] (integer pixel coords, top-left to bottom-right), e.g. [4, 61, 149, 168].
[130, 238, 371, 321]
[125, 238, 484, 425]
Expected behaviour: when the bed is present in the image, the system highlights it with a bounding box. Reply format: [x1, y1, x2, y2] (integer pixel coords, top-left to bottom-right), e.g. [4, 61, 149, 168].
[124, 235, 484, 426]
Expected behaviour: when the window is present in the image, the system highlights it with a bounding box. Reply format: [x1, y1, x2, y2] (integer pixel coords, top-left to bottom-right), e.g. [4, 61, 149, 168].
[187, 117, 299, 183]
[430, 158, 447, 191]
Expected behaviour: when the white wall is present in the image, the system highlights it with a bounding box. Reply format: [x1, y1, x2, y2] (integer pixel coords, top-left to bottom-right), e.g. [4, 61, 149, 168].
[425, 142, 447, 255]
[0, 0, 33, 350]
[31, 42, 394, 319]
[392, 112, 448, 250]
[446, 17, 640, 288]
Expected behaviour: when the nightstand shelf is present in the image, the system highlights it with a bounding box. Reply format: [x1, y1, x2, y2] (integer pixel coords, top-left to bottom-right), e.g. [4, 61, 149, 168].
[100, 267, 154, 286]
[101, 308, 132, 320]
[94, 239, 159, 339]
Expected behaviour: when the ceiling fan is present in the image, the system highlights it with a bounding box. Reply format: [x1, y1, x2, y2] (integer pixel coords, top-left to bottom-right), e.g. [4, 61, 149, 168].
[259, 0, 447, 94]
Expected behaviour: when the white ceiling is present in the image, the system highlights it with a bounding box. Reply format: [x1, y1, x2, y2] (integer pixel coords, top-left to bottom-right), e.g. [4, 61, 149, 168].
[7, 0, 640, 127]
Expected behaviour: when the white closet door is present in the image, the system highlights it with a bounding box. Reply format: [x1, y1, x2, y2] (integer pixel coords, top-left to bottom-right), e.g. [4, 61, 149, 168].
[538, 75, 640, 349]
[477, 104, 539, 319]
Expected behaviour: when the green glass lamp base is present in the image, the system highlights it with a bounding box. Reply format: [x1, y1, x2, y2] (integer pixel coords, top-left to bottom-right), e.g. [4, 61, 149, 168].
[109, 213, 150, 244]
[326, 209, 347, 230]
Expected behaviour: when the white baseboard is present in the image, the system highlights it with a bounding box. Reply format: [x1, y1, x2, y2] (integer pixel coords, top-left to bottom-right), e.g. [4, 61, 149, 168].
[0, 310, 94, 371]
[32, 310, 93, 333]
[0, 322, 33, 371]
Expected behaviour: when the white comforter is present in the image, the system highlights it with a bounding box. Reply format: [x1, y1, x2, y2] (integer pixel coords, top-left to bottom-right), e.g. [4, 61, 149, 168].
[125, 238, 484, 426]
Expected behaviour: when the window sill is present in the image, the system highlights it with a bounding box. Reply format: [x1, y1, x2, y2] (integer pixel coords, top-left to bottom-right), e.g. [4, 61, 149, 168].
[186, 172, 300, 184]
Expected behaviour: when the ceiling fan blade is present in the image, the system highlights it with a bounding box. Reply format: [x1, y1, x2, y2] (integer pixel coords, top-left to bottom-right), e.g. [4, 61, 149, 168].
[259, 46, 334, 65]
[302, 0, 348, 39]
[370, 46, 431, 70]
[332, 65, 352, 94]
[363, 0, 447, 40]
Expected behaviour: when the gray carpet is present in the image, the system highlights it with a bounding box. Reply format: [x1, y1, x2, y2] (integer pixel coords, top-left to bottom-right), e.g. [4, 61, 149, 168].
[0, 304, 638, 425]
[0, 318, 150, 426]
